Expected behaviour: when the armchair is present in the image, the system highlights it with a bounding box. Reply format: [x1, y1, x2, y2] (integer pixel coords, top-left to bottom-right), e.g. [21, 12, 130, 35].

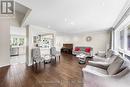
[50, 47, 60, 63]
[82, 56, 130, 87]
[32, 48, 44, 64]
[32, 48, 45, 70]
[83, 66, 129, 87]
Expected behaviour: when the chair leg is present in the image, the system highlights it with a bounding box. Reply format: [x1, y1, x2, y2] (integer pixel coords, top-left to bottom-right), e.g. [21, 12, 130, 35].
[36, 62, 41, 72]
[35, 62, 37, 71]
[43, 60, 45, 69]
[38, 62, 41, 70]
[50, 56, 56, 64]
[55, 56, 56, 62]
[32, 61, 35, 71]
[34, 61, 38, 72]
[59, 56, 60, 62]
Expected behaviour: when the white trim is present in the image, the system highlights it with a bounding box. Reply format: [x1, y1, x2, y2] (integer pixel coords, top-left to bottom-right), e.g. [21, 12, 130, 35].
[0, 64, 10, 68]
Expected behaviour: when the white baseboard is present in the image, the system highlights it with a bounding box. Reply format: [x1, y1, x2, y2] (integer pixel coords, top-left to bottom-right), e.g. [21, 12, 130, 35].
[0, 63, 10, 68]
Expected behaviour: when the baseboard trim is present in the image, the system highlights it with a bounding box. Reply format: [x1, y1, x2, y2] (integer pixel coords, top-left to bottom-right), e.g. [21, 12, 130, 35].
[0, 64, 10, 68]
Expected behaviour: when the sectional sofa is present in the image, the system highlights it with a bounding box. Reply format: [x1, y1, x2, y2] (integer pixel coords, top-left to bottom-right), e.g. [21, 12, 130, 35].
[72, 46, 93, 57]
[82, 50, 130, 87]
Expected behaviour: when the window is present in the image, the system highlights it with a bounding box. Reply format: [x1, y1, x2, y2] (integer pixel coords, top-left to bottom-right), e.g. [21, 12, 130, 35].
[120, 30, 124, 49]
[127, 27, 130, 50]
[114, 15, 130, 57]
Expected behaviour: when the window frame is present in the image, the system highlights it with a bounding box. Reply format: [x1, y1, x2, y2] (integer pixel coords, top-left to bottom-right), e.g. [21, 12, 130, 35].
[119, 28, 125, 50]
[114, 21, 130, 57]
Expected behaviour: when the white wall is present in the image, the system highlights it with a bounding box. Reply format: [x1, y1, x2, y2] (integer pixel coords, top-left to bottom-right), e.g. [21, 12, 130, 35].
[10, 26, 26, 36]
[72, 31, 110, 54]
[0, 19, 10, 67]
[55, 34, 73, 51]
[26, 25, 56, 66]
[0, 12, 26, 67]
[55, 31, 110, 54]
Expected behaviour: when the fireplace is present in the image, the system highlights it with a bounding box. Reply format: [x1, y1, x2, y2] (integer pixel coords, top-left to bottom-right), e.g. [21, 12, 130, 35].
[61, 43, 73, 54]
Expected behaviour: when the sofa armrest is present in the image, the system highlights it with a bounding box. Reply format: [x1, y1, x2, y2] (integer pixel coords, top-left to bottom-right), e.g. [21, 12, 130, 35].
[82, 67, 111, 87]
[82, 67, 108, 77]
[83, 66, 130, 79]
[88, 61, 109, 69]
[82, 66, 130, 87]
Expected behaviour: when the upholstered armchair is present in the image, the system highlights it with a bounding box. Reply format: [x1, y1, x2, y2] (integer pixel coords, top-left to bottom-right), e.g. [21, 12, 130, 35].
[50, 47, 60, 62]
[82, 56, 130, 87]
[32, 48, 45, 71]
[32, 48, 44, 64]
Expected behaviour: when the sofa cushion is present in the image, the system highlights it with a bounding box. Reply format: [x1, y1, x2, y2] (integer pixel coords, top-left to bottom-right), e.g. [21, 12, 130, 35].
[107, 56, 124, 75]
[107, 55, 118, 63]
[75, 47, 80, 51]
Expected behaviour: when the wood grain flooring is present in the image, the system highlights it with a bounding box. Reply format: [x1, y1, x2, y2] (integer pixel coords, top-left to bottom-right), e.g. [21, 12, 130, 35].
[0, 54, 87, 87]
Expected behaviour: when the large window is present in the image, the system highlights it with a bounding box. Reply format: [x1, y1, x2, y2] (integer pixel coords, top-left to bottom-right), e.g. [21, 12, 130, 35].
[114, 14, 130, 57]
[114, 23, 130, 57]
[120, 30, 124, 49]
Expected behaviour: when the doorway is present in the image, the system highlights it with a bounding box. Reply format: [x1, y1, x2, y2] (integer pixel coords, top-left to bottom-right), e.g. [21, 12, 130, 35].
[10, 26, 26, 65]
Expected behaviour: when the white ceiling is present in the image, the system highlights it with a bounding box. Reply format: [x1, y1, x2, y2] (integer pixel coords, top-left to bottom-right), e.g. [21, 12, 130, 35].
[17, 0, 127, 34]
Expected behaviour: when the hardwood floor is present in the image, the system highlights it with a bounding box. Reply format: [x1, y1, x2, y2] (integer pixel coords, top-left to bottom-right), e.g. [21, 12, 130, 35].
[0, 54, 87, 87]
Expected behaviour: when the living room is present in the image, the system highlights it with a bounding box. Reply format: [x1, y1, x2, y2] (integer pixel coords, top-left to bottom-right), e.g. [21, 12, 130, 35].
[0, 0, 130, 87]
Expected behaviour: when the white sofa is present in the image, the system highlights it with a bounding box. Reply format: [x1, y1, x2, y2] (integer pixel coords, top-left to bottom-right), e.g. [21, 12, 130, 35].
[88, 54, 117, 69]
[88, 49, 116, 69]
[93, 49, 114, 61]
[82, 56, 130, 87]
